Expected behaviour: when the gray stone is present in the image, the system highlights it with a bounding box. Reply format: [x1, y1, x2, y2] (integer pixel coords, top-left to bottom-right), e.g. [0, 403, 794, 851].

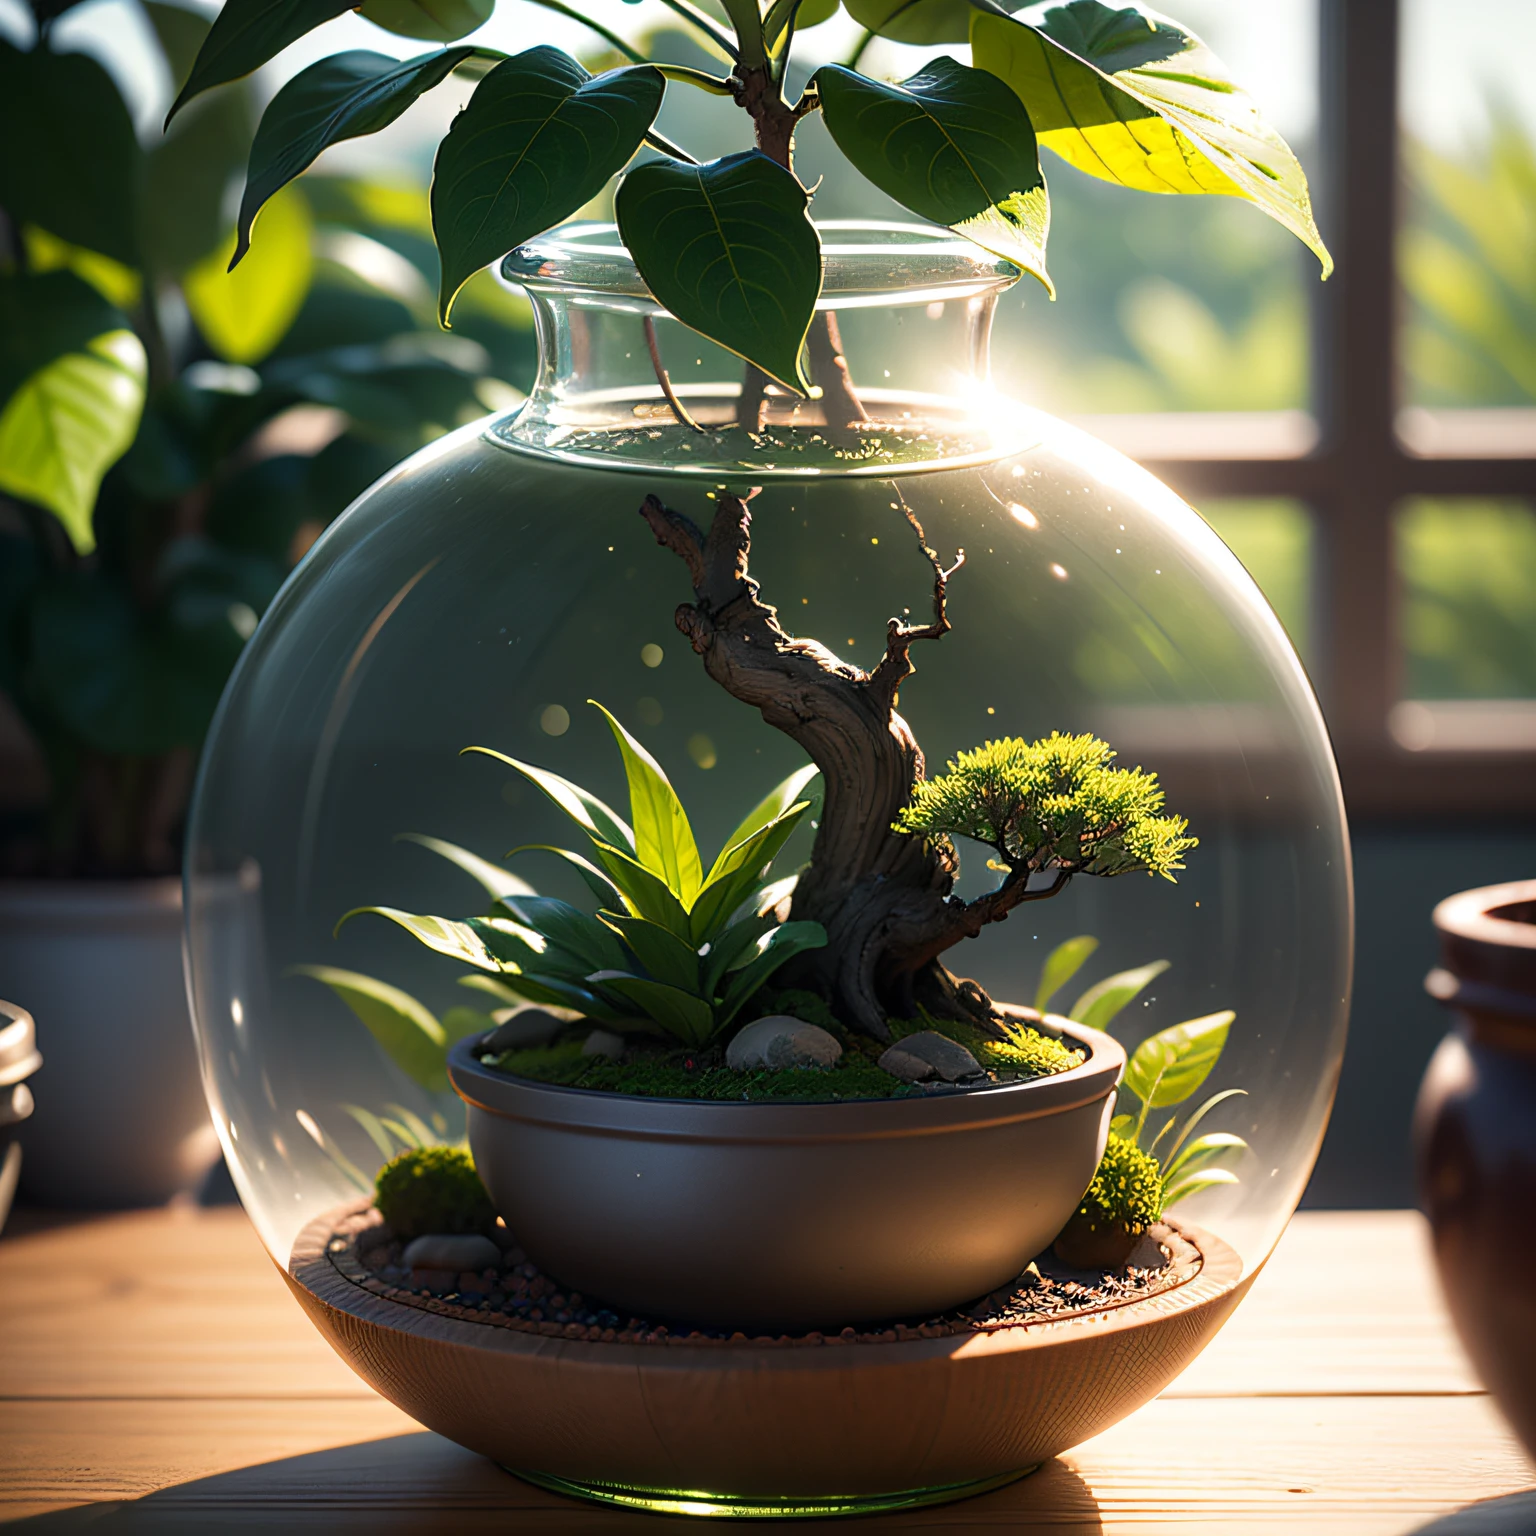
[726, 1016, 843, 1072]
[581, 1028, 627, 1060]
[401, 1233, 501, 1272]
[878, 1031, 984, 1084]
[481, 1007, 566, 1054]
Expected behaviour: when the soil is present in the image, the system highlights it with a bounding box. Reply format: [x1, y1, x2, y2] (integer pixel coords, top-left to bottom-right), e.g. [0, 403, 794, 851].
[324, 1206, 1201, 1347]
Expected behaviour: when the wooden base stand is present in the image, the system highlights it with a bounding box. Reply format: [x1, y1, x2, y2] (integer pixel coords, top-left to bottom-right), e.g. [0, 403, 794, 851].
[284, 1204, 1249, 1517]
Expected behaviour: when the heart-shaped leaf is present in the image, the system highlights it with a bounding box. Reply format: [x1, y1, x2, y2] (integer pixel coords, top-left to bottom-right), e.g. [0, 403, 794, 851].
[815, 57, 1052, 292]
[0, 41, 142, 267]
[841, 0, 980, 46]
[167, 0, 358, 125]
[971, 1, 1332, 274]
[357, 0, 494, 41]
[0, 273, 145, 554]
[616, 150, 821, 393]
[1124, 1009, 1235, 1108]
[235, 49, 474, 267]
[432, 48, 664, 323]
[184, 184, 313, 363]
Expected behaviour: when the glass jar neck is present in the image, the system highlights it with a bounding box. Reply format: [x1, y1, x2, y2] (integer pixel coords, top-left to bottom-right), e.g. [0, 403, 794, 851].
[490, 222, 1034, 479]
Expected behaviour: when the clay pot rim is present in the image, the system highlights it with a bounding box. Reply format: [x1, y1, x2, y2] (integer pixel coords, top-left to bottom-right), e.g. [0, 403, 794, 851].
[1432, 879, 1536, 953]
[448, 1019, 1123, 1140]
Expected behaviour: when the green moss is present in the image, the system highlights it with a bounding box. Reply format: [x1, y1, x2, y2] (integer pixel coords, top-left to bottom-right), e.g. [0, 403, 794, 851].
[374, 1145, 497, 1240]
[1071, 1133, 1165, 1237]
[489, 1044, 921, 1101]
[886, 1013, 1085, 1081]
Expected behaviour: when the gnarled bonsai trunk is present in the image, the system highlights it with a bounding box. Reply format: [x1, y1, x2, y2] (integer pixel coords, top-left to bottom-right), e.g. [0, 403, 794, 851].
[639, 492, 1068, 1039]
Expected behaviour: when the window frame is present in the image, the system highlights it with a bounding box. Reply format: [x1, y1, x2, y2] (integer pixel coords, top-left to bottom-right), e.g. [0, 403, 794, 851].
[1080, 0, 1536, 819]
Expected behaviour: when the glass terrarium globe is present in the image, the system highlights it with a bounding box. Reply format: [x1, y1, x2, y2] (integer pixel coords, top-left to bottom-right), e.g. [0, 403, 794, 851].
[185, 222, 1350, 1507]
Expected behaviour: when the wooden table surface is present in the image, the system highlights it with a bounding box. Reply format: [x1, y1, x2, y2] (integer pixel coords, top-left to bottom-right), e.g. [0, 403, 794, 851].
[3, 1206, 1533, 1534]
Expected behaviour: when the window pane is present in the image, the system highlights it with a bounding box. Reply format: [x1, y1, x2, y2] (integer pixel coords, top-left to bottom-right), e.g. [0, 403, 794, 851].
[1399, 0, 1536, 410]
[1397, 498, 1536, 699]
[1199, 500, 1314, 665]
[987, 0, 1319, 415]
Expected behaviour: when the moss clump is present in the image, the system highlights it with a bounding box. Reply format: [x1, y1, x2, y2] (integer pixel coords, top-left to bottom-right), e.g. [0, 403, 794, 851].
[1053, 1133, 1165, 1269]
[374, 1145, 496, 1240]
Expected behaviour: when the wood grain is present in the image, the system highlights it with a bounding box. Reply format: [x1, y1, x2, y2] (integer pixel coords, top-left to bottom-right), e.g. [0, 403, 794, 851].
[2, 1207, 1532, 1533]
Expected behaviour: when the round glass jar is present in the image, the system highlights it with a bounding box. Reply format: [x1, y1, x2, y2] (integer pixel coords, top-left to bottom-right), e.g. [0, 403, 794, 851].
[185, 221, 1351, 1512]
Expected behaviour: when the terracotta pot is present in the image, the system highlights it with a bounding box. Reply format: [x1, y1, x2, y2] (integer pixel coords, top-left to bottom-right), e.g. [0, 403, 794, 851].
[0, 879, 222, 1206]
[449, 1020, 1123, 1332]
[1415, 877, 1536, 1458]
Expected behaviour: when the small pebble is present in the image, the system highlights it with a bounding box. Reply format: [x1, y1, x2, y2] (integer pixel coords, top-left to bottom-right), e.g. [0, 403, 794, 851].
[581, 1028, 627, 1060]
[481, 1007, 566, 1054]
[402, 1233, 503, 1272]
[726, 1016, 843, 1071]
[877, 1032, 984, 1084]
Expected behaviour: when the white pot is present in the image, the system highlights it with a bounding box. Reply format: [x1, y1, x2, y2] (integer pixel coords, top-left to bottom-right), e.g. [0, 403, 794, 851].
[0, 879, 221, 1206]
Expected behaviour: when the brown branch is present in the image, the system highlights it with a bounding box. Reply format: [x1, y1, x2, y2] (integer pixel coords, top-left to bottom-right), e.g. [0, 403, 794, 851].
[868, 490, 965, 713]
[643, 316, 705, 434]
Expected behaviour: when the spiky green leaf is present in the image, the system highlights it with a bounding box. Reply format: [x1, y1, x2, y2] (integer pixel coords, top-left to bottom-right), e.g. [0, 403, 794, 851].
[1067, 958, 1168, 1031]
[291, 964, 448, 1090]
[1034, 933, 1099, 1012]
[397, 832, 537, 901]
[464, 745, 635, 853]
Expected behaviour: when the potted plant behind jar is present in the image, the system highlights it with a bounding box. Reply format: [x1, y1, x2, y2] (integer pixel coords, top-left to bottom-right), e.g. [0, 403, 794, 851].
[0, 1, 533, 1205]
[174, 0, 1343, 1515]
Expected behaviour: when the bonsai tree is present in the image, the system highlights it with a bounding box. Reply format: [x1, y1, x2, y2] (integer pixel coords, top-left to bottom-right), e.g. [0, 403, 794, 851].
[636, 489, 1194, 1036]
[163, 0, 1330, 418]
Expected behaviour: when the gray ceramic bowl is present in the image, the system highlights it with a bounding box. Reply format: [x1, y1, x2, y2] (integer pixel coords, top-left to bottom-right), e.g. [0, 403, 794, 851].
[449, 1021, 1123, 1331]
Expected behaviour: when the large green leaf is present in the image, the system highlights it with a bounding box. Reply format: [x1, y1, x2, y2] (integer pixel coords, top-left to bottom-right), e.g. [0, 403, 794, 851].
[167, 0, 358, 124]
[185, 184, 313, 363]
[841, 0, 980, 46]
[358, 0, 493, 40]
[337, 905, 506, 971]
[590, 701, 703, 906]
[0, 273, 145, 552]
[688, 805, 808, 944]
[588, 972, 716, 1046]
[465, 744, 635, 853]
[970, 1, 1332, 274]
[1124, 1010, 1235, 1108]
[815, 59, 1052, 292]
[1034, 933, 1098, 1012]
[616, 150, 821, 394]
[291, 964, 449, 1090]
[0, 41, 141, 267]
[714, 762, 819, 870]
[432, 48, 663, 323]
[495, 894, 630, 973]
[716, 920, 828, 1029]
[599, 913, 702, 994]
[141, 5, 257, 278]
[589, 840, 694, 940]
[506, 843, 623, 908]
[700, 908, 775, 996]
[396, 832, 537, 900]
[1067, 957, 1168, 1031]
[234, 49, 473, 267]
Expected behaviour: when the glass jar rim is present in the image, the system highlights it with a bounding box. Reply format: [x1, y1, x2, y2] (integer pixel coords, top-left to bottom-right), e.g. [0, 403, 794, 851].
[500, 220, 1021, 312]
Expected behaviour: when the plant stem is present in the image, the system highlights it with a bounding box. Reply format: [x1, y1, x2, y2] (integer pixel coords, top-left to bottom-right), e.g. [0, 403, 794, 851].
[643, 315, 705, 433]
[730, 65, 866, 427]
